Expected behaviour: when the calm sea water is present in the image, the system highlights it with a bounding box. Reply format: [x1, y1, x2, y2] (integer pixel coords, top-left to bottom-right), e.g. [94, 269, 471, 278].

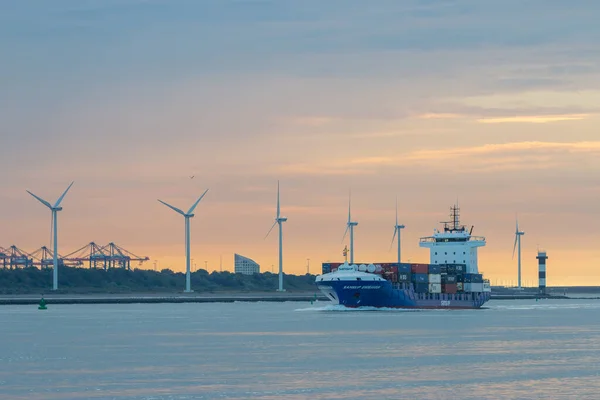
[1, 299, 600, 400]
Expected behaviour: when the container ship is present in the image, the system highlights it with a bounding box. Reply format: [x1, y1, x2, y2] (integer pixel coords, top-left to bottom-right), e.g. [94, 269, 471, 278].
[315, 205, 491, 309]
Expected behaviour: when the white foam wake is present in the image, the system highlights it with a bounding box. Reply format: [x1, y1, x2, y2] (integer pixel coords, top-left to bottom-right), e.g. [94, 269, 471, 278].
[294, 304, 427, 312]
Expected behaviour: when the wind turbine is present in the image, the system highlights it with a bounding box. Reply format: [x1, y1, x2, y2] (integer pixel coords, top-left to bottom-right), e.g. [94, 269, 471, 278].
[265, 181, 287, 292]
[342, 190, 358, 264]
[158, 189, 209, 293]
[27, 181, 74, 291]
[512, 217, 525, 289]
[390, 197, 405, 265]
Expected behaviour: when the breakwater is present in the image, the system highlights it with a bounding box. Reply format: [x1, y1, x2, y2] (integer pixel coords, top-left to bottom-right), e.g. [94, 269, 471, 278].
[0, 292, 326, 305]
[0, 292, 583, 305]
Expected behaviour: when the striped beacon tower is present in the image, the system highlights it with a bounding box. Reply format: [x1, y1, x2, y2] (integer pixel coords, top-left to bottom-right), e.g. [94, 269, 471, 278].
[536, 250, 548, 295]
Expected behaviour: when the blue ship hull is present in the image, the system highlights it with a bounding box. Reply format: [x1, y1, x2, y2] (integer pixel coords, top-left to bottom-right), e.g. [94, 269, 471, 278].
[317, 279, 490, 309]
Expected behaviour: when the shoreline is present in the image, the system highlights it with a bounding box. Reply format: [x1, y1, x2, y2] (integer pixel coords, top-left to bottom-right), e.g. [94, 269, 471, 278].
[0, 291, 326, 305]
[0, 292, 595, 305]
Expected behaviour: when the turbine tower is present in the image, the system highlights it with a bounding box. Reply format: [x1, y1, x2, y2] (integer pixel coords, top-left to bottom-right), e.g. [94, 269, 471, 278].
[390, 197, 405, 265]
[27, 181, 74, 291]
[512, 218, 525, 288]
[342, 190, 358, 264]
[265, 181, 287, 291]
[158, 189, 209, 293]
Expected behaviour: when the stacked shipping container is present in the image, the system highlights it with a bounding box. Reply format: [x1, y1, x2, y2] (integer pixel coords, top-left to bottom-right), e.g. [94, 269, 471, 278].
[411, 264, 427, 292]
[321, 262, 484, 294]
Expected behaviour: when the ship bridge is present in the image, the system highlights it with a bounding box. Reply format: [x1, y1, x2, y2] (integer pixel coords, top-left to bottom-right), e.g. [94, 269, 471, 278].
[419, 205, 485, 274]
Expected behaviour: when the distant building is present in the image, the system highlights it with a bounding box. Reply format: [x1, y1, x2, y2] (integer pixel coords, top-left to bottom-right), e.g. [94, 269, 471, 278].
[234, 254, 260, 275]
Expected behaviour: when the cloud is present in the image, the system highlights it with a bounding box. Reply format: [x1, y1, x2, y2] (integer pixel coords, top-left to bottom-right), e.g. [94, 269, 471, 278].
[476, 114, 590, 124]
[417, 113, 464, 120]
[407, 141, 600, 160]
[279, 141, 600, 176]
[402, 141, 600, 172]
[350, 156, 395, 165]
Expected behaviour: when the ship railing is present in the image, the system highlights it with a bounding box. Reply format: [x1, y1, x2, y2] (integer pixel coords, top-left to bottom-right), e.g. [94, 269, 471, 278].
[419, 236, 486, 243]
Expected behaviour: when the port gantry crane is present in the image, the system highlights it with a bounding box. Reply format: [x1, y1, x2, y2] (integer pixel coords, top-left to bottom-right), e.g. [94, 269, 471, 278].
[2, 245, 35, 269]
[28, 246, 83, 268]
[0, 246, 8, 268]
[62, 242, 150, 270]
[0, 242, 150, 270]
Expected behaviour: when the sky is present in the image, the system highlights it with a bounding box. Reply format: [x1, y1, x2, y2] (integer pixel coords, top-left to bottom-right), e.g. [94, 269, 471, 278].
[1, 0, 600, 286]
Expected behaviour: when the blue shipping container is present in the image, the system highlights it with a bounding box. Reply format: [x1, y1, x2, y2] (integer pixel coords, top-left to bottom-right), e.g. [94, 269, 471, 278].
[412, 273, 428, 283]
[414, 283, 429, 293]
[428, 265, 441, 274]
[322, 264, 331, 274]
[454, 264, 466, 273]
[398, 263, 411, 273]
[397, 273, 411, 282]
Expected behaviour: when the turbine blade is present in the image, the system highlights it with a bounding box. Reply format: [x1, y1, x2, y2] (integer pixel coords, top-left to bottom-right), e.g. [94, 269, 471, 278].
[54, 181, 74, 208]
[389, 228, 397, 251]
[27, 190, 52, 209]
[342, 225, 349, 243]
[186, 189, 209, 215]
[276, 180, 280, 218]
[264, 221, 277, 239]
[512, 235, 518, 259]
[158, 199, 186, 216]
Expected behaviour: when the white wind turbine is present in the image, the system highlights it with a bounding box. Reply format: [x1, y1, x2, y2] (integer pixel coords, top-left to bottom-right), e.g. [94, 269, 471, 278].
[158, 189, 209, 293]
[342, 190, 358, 264]
[512, 217, 525, 289]
[390, 197, 405, 265]
[265, 181, 287, 292]
[27, 181, 74, 291]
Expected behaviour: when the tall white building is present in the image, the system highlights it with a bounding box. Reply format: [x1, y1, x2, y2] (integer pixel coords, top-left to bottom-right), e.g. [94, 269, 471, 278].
[234, 254, 260, 275]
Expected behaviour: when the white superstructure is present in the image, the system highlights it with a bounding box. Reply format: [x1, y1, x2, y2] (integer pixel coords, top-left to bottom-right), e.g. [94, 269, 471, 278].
[419, 205, 485, 274]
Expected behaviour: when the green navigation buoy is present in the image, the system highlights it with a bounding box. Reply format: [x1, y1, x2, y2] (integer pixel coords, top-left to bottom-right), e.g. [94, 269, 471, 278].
[38, 297, 47, 310]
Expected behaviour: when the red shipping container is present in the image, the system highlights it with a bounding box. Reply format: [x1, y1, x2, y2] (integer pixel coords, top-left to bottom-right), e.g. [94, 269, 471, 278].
[411, 264, 428, 274]
[382, 265, 398, 274]
[443, 283, 458, 294]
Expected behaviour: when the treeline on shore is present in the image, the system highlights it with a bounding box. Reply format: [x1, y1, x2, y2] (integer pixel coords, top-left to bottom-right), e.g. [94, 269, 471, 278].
[0, 266, 318, 294]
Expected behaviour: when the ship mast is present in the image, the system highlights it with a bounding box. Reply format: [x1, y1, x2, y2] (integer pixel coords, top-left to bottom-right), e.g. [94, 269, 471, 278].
[443, 204, 465, 232]
[452, 204, 460, 230]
